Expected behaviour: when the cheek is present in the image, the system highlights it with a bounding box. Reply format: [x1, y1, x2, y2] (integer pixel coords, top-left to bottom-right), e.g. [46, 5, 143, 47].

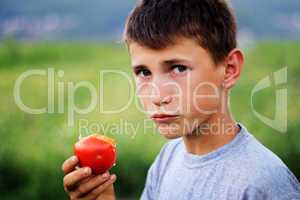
[136, 83, 153, 111]
[182, 66, 223, 115]
[185, 80, 221, 116]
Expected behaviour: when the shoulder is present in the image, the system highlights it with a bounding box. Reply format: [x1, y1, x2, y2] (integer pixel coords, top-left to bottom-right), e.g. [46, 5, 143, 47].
[230, 130, 300, 199]
[147, 137, 183, 177]
[240, 164, 300, 200]
[151, 137, 183, 169]
[227, 124, 291, 176]
[244, 144, 300, 199]
[160, 137, 183, 156]
[142, 138, 183, 194]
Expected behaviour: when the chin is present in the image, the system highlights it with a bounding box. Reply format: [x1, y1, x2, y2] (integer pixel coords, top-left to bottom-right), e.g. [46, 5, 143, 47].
[157, 127, 182, 139]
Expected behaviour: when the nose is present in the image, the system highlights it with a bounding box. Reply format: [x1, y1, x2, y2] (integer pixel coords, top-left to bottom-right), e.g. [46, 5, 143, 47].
[152, 94, 173, 107]
[150, 76, 174, 106]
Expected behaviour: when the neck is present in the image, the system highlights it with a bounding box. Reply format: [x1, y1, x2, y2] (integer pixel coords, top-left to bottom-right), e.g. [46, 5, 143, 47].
[182, 93, 240, 155]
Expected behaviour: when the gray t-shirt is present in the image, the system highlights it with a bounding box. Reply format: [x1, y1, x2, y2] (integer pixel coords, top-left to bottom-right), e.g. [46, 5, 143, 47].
[140, 123, 300, 200]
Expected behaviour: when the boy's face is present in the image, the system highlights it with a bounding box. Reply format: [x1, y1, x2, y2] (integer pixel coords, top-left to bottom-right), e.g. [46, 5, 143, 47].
[129, 37, 225, 139]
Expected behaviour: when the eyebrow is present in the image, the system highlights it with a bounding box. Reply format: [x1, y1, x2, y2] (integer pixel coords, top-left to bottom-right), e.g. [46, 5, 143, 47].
[163, 58, 189, 65]
[132, 58, 190, 69]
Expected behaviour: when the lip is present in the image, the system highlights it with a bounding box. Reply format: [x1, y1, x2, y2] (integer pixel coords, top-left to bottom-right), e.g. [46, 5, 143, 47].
[151, 113, 180, 123]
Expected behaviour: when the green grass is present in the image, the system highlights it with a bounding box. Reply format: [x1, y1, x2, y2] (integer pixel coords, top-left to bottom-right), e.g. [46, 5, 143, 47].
[0, 39, 299, 199]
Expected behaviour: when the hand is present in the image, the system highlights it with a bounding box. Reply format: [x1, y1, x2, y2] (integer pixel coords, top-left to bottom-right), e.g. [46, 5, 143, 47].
[62, 156, 117, 200]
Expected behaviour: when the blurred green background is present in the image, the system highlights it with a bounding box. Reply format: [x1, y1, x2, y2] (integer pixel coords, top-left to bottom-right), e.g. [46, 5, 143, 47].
[0, 0, 300, 199]
[0, 38, 299, 199]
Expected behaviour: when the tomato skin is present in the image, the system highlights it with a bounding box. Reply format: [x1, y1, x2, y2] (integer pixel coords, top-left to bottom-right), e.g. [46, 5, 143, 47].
[74, 134, 116, 174]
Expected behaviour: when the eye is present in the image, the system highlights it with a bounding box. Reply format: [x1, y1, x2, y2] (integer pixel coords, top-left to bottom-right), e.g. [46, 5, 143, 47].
[134, 67, 152, 77]
[171, 65, 188, 74]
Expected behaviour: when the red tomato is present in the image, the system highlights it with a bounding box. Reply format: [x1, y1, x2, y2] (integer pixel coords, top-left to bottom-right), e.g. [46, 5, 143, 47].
[74, 134, 117, 174]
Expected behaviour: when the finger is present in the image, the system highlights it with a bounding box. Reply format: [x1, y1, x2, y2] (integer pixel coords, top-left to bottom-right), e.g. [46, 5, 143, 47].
[82, 174, 117, 200]
[65, 175, 96, 194]
[78, 174, 97, 185]
[72, 171, 111, 198]
[62, 156, 79, 175]
[64, 167, 92, 192]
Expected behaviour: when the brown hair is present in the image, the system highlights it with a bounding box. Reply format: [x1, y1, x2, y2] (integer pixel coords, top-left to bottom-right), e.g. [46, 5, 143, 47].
[123, 0, 237, 64]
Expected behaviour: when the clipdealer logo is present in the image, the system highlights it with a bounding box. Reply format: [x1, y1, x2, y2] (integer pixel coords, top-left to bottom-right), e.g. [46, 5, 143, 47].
[13, 67, 288, 134]
[251, 67, 287, 133]
[13, 68, 135, 127]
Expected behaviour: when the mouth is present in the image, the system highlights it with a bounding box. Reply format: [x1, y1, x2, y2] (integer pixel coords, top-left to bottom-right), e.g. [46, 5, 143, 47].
[151, 113, 180, 123]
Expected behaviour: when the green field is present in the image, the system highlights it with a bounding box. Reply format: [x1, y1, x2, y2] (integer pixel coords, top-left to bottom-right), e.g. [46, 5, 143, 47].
[0, 38, 299, 199]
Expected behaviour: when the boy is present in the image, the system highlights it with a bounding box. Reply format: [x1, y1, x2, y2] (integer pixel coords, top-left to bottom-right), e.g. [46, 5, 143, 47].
[62, 0, 300, 199]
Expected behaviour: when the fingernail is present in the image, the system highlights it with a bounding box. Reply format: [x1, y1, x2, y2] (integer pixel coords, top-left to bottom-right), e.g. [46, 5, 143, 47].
[84, 167, 91, 174]
[102, 172, 109, 178]
[110, 174, 116, 180]
[71, 156, 78, 162]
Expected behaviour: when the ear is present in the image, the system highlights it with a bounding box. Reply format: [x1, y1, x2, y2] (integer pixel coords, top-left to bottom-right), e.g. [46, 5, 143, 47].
[223, 48, 244, 89]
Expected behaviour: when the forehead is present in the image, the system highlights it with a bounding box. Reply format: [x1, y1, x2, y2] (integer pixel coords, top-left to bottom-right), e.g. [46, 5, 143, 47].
[128, 37, 214, 67]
